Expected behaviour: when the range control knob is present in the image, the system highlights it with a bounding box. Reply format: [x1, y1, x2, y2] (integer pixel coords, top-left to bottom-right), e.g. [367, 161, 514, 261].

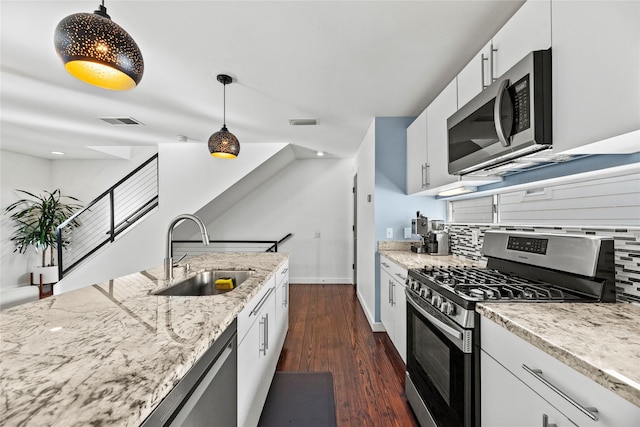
[440, 301, 455, 316]
[431, 295, 443, 308]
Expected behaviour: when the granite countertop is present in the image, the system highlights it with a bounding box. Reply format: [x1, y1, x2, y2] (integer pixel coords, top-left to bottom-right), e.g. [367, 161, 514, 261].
[378, 240, 485, 270]
[0, 252, 288, 427]
[477, 303, 640, 408]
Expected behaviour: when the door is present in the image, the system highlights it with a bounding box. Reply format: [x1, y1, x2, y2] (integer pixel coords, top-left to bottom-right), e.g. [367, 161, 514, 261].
[353, 174, 357, 291]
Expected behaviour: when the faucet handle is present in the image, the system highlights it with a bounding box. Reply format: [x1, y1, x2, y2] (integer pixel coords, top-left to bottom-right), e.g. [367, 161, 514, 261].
[173, 253, 187, 266]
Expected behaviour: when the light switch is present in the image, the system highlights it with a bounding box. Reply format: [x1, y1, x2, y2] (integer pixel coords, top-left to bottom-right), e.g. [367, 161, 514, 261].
[404, 228, 411, 239]
[386, 228, 393, 238]
[471, 229, 479, 245]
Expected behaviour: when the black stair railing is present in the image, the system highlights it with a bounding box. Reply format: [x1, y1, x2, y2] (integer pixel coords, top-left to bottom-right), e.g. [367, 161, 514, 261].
[56, 154, 159, 279]
[171, 233, 293, 258]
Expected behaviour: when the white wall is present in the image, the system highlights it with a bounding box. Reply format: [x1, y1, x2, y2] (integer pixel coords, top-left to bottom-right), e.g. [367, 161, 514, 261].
[51, 146, 157, 203]
[192, 158, 354, 284]
[55, 142, 288, 294]
[355, 121, 377, 329]
[0, 151, 53, 289]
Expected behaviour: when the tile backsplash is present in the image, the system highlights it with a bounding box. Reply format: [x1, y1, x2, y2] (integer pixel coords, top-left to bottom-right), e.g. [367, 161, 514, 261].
[448, 224, 640, 300]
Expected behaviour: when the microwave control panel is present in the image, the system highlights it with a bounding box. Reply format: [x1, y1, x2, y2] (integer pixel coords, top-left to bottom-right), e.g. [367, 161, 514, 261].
[510, 75, 530, 133]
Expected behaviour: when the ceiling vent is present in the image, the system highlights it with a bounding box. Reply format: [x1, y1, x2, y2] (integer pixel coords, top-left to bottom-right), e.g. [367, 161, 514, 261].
[100, 117, 144, 125]
[289, 119, 317, 126]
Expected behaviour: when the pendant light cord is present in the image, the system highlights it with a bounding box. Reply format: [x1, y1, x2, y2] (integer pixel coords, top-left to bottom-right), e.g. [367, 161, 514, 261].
[223, 82, 226, 127]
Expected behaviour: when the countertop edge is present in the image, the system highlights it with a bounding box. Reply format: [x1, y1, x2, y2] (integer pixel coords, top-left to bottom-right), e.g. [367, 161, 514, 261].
[476, 304, 640, 408]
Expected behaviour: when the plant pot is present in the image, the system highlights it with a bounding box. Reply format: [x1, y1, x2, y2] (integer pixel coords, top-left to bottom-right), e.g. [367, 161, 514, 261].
[32, 266, 59, 284]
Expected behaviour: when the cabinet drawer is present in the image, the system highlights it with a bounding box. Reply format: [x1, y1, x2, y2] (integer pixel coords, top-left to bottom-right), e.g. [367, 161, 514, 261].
[237, 276, 276, 345]
[380, 255, 408, 284]
[481, 317, 640, 427]
[276, 259, 289, 287]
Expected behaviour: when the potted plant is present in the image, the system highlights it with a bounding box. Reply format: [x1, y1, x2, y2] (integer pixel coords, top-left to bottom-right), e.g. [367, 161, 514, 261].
[4, 189, 82, 284]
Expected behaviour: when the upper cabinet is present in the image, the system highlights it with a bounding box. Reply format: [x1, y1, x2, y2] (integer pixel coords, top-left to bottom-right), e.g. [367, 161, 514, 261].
[551, 0, 640, 154]
[492, 0, 551, 77]
[406, 109, 428, 194]
[425, 79, 460, 190]
[457, 0, 551, 109]
[457, 41, 493, 108]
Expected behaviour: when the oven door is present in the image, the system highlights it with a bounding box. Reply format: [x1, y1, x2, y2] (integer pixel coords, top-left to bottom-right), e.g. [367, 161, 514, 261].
[405, 289, 477, 427]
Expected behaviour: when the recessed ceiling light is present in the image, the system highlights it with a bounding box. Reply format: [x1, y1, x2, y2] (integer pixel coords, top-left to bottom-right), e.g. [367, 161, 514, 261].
[51, 151, 65, 155]
[316, 151, 325, 156]
[289, 119, 317, 126]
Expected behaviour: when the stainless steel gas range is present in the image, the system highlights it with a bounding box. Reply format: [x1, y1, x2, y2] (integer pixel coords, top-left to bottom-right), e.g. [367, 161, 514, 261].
[404, 231, 616, 427]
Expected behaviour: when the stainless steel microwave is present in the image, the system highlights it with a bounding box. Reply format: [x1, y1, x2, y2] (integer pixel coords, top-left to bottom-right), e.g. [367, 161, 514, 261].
[447, 49, 552, 176]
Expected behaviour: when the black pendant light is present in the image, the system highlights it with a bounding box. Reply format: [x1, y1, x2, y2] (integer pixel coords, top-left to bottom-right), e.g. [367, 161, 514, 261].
[208, 74, 240, 158]
[54, 1, 144, 91]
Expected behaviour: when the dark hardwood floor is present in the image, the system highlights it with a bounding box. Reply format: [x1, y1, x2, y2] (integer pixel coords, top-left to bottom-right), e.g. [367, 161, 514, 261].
[276, 284, 419, 427]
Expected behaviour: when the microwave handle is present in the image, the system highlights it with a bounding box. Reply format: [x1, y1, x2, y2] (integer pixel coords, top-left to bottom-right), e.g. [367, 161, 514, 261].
[494, 78, 511, 147]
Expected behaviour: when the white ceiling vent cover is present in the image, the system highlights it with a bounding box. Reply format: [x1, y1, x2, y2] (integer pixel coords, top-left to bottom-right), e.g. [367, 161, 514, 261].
[289, 119, 317, 126]
[100, 117, 144, 125]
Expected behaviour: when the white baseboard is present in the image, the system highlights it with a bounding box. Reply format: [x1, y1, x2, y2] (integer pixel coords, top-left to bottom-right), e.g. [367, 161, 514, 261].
[289, 277, 354, 284]
[356, 290, 385, 332]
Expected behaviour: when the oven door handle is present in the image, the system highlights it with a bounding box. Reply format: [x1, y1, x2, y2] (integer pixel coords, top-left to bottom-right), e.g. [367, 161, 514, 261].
[407, 293, 463, 341]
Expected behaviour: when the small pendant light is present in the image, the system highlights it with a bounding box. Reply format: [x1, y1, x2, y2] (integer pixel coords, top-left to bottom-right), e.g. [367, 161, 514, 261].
[208, 74, 240, 158]
[54, 1, 144, 91]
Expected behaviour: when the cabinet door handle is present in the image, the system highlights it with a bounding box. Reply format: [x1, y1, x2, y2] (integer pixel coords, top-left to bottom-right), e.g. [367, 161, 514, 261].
[391, 281, 395, 306]
[542, 414, 557, 427]
[490, 43, 498, 83]
[381, 262, 390, 268]
[260, 313, 269, 356]
[395, 272, 406, 281]
[481, 53, 489, 89]
[421, 163, 430, 188]
[522, 364, 599, 421]
[283, 281, 289, 307]
[250, 287, 275, 316]
[281, 267, 288, 275]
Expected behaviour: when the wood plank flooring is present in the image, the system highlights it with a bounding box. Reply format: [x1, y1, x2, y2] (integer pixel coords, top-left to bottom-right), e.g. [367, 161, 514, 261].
[276, 284, 419, 427]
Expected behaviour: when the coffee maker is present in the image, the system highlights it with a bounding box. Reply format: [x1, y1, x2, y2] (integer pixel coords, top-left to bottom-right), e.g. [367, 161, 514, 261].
[425, 220, 449, 256]
[411, 212, 449, 255]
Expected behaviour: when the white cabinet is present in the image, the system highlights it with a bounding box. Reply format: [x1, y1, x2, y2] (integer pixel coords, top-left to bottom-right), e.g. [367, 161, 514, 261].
[379, 255, 407, 362]
[274, 260, 289, 353]
[481, 350, 573, 427]
[551, 0, 640, 154]
[481, 316, 640, 427]
[237, 277, 277, 427]
[412, 79, 501, 196]
[457, 41, 493, 108]
[406, 109, 428, 194]
[492, 0, 551, 78]
[425, 78, 459, 190]
[458, 0, 551, 108]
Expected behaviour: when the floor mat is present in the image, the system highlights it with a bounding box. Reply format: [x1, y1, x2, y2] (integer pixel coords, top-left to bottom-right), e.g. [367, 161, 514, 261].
[258, 371, 337, 427]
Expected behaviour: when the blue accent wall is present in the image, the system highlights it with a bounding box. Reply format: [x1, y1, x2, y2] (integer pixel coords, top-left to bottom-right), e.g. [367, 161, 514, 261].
[373, 117, 446, 321]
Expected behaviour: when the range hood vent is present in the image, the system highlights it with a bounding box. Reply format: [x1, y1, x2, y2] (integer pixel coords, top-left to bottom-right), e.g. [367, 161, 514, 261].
[289, 119, 317, 126]
[464, 149, 590, 177]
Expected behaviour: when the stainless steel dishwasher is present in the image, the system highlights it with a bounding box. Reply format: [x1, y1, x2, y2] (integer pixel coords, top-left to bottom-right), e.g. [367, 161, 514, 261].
[141, 319, 237, 426]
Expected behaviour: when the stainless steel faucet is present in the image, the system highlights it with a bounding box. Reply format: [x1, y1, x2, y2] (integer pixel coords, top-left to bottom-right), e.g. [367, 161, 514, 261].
[165, 214, 209, 281]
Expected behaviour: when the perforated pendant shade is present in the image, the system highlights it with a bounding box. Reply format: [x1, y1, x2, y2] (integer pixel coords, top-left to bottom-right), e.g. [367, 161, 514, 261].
[208, 126, 240, 158]
[54, 4, 143, 90]
[208, 74, 240, 158]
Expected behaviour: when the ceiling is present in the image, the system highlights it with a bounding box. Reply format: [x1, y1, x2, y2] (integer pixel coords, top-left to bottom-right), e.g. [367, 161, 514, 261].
[0, 0, 524, 160]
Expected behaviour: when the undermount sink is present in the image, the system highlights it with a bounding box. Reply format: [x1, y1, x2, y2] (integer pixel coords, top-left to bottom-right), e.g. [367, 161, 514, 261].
[153, 270, 254, 296]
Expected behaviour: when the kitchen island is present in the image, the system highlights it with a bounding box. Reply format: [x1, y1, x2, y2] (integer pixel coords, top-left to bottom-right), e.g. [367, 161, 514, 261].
[0, 252, 288, 426]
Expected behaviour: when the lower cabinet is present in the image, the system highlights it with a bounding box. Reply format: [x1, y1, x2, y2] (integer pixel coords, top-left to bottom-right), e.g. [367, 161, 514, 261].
[237, 273, 283, 427]
[481, 350, 573, 427]
[380, 255, 407, 363]
[481, 316, 640, 427]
